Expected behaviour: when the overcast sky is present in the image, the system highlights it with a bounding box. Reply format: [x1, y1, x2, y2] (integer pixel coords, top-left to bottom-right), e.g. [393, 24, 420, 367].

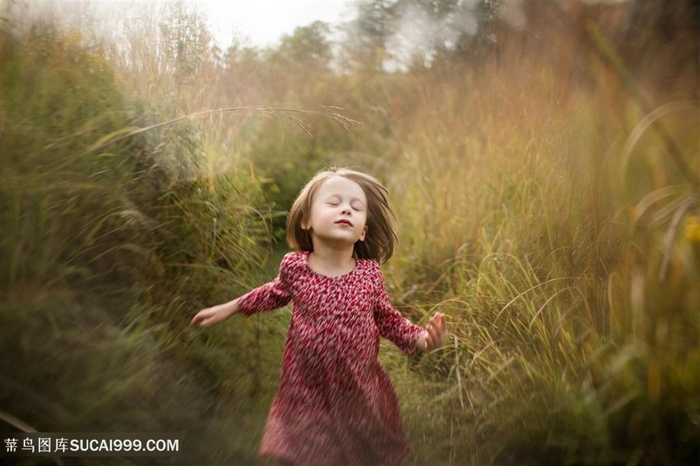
[198, 0, 355, 47]
[13, 0, 356, 48]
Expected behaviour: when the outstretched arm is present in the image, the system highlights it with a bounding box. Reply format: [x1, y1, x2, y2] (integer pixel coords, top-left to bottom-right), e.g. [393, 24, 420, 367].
[191, 276, 291, 326]
[191, 253, 296, 327]
[414, 312, 446, 352]
[190, 299, 240, 327]
[374, 272, 440, 355]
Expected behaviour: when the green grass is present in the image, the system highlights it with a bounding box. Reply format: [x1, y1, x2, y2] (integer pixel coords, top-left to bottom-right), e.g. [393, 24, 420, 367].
[0, 21, 281, 465]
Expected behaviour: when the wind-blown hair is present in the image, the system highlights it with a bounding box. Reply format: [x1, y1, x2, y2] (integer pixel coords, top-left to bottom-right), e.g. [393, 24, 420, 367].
[287, 167, 398, 263]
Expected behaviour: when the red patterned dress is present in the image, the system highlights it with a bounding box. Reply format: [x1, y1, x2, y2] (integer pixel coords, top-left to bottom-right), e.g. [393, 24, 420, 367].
[236, 250, 424, 466]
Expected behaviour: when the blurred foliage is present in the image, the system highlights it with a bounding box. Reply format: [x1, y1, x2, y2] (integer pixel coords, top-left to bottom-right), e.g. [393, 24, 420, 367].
[1, 0, 699, 465]
[0, 18, 278, 466]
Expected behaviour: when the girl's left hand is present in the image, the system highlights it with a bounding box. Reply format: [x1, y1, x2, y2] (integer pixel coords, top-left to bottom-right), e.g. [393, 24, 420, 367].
[416, 312, 446, 351]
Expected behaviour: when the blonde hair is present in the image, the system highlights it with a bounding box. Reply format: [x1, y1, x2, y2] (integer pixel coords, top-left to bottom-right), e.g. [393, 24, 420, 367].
[287, 167, 397, 263]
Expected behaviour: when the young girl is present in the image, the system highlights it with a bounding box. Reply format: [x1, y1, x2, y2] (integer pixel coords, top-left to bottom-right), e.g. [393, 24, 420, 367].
[190, 167, 446, 466]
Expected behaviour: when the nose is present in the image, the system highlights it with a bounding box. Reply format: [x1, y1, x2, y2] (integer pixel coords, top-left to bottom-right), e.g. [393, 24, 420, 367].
[341, 206, 351, 215]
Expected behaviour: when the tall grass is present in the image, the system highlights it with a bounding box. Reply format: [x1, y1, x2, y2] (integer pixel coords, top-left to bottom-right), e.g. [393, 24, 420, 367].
[381, 28, 699, 466]
[0, 19, 282, 465]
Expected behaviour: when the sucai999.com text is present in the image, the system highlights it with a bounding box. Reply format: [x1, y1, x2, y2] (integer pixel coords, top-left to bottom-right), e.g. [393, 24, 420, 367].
[3, 433, 180, 457]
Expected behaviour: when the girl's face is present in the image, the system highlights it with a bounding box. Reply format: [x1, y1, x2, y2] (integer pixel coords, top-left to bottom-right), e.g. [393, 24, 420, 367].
[302, 176, 368, 248]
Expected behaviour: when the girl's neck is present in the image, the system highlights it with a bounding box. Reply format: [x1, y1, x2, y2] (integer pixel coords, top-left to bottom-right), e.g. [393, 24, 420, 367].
[307, 243, 356, 277]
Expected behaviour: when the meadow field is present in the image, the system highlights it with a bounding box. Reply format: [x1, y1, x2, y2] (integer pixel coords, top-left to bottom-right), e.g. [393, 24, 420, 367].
[1, 1, 698, 465]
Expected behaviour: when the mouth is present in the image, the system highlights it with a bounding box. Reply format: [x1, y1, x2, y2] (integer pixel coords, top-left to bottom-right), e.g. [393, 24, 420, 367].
[335, 219, 353, 227]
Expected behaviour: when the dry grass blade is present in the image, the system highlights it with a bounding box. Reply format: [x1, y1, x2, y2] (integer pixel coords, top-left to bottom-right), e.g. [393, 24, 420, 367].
[85, 105, 360, 154]
[320, 105, 362, 130]
[527, 287, 569, 331]
[0, 409, 37, 433]
[494, 276, 574, 322]
[620, 101, 698, 176]
[453, 335, 465, 409]
[0, 410, 66, 465]
[287, 115, 313, 136]
[632, 185, 687, 225]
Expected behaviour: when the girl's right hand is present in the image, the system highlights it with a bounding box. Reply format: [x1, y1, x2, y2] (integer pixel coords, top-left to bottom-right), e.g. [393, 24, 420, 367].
[190, 301, 238, 327]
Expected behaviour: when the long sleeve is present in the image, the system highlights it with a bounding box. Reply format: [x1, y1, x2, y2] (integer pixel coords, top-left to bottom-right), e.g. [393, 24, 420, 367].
[236, 254, 293, 316]
[373, 270, 424, 356]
